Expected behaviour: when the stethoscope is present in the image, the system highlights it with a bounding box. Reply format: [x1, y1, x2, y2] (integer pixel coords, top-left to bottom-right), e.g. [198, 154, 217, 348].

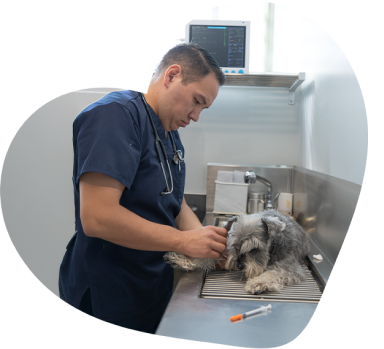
[140, 93, 184, 196]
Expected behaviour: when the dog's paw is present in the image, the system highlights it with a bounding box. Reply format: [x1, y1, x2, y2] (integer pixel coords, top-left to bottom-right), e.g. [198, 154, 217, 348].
[163, 252, 197, 271]
[244, 278, 282, 295]
[164, 252, 180, 268]
[244, 279, 268, 294]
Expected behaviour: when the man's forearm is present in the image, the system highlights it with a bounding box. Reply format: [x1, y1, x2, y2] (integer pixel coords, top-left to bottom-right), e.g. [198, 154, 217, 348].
[82, 203, 227, 259]
[79, 172, 227, 258]
[175, 197, 203, 231]
[82, 203, 186, 252]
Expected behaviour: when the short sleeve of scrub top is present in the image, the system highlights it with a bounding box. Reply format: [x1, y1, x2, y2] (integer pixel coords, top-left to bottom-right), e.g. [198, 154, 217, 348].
[74, 102, 141, 190]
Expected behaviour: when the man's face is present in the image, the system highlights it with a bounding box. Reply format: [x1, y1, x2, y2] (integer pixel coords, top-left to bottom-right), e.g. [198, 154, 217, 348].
[158, 72, 220, 132]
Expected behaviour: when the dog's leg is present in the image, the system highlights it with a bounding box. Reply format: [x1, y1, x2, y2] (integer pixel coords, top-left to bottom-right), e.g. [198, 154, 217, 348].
[164, 252, 216, 271]
[244, 260, 307, 294]
[164, 252, 198, 271]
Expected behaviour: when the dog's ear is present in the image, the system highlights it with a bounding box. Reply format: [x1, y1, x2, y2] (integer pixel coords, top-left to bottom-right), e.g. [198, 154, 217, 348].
[261, 216, 286, 236]
[224, 215, 238, 232]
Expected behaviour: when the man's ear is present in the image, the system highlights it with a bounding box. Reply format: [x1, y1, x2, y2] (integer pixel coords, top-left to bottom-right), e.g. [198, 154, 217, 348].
[163, 65, 182, 87]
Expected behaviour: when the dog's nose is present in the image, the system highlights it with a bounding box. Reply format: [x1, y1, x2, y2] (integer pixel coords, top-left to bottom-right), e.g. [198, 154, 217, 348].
[237, 263, 245, 270]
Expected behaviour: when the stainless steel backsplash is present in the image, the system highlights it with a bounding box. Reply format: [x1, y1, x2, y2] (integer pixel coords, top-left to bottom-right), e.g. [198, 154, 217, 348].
[293, 166, 361, 265]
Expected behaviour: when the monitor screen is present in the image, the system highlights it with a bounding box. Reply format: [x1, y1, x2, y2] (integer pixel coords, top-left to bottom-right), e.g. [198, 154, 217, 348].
[189, 25, 246, 69]
[185, 20, 250, 74]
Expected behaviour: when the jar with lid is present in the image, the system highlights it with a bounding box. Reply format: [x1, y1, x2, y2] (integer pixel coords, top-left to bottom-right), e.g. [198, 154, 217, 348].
[247, 192, 266, 214]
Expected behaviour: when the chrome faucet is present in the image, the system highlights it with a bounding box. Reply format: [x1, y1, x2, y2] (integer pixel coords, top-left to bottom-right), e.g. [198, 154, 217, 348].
[244, 171, 280, 210]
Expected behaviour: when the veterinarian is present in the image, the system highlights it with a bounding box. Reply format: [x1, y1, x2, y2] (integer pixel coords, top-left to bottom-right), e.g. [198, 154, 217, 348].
[59, 43, 227, 334]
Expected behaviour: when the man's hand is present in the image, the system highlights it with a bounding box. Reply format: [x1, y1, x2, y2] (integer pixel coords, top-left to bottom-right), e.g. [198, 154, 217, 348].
[178, 226, 228, 259]
[215, 254, 228, 270]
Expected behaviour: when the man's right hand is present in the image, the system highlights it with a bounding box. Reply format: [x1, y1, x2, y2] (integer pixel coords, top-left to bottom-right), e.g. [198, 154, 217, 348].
[178, 226, 228, 259]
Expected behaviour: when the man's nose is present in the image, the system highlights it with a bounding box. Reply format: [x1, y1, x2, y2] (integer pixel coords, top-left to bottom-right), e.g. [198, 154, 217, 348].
[189, 109, 201, 122]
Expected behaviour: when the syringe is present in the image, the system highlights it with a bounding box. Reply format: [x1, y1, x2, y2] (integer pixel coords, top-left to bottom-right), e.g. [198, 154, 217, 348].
[230, 304, 272, 322]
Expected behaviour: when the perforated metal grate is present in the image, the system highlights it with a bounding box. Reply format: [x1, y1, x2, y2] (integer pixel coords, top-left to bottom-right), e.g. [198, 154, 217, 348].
[200, 265, 323, 303]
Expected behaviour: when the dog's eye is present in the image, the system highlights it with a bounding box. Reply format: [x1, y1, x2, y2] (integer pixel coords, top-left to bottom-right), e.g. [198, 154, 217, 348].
[249, 249, 258, 254]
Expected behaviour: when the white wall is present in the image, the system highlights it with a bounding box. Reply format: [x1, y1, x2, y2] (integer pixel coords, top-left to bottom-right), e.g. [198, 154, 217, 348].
[180, 86, 301, 193]
[1, 89, 116, 296]
[272, 5, 367, 185]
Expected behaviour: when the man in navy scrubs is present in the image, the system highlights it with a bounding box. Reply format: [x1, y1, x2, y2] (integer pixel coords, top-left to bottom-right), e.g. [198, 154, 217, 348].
[59, 43, 227, 333]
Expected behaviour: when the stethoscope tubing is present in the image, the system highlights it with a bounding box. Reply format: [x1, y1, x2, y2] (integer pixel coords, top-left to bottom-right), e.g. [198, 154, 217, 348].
[140, 93, 178, 196]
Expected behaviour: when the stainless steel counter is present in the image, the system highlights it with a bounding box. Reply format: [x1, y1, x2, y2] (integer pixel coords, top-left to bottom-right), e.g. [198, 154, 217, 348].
[156, 269, 318, 348]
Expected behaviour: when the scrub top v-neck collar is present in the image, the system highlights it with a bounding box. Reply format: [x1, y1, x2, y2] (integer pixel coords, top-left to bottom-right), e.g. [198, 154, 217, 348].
[144, 101, 173, 152]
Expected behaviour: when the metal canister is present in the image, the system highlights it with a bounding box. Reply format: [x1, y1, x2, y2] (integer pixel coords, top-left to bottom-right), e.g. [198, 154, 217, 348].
[247, 192, 266, 214]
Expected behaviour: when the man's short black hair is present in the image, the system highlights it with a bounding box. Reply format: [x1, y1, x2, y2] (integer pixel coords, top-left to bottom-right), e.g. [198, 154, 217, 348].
[155, 43, 226, 86]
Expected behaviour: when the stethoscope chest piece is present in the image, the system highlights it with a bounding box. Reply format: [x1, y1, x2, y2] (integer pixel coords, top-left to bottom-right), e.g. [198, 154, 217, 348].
[173, 150, 184, 171]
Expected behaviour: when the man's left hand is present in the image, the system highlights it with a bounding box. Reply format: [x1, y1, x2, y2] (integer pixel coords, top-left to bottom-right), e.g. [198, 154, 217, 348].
[215, 254, 228, 270]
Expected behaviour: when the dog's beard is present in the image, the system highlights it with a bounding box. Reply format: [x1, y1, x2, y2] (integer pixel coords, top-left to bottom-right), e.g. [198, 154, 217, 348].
[224, 251, 238, 270]
[225, 249, 268, 278]
[243, 252, 267, 278]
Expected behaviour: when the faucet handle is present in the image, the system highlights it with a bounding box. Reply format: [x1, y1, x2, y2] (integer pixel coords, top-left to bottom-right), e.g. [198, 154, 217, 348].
[265, 192, 280, 210]
[272, 192, 280, 206]
[244, 171, 257, 184]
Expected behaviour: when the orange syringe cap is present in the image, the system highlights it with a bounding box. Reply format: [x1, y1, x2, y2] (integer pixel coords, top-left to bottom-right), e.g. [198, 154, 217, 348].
[230, 314, 242, 322]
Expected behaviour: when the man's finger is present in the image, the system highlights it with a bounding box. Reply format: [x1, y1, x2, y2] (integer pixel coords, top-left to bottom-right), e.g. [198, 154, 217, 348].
[211, 226, 228, 237]
[209, 241, 227, 254]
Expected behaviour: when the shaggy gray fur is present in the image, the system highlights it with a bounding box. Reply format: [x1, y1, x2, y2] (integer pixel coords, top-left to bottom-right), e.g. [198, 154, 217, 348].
[164, 210, 310, 295]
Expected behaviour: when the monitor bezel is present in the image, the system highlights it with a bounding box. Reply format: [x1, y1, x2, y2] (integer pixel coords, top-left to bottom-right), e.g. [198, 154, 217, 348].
[185, 20, 250, 74]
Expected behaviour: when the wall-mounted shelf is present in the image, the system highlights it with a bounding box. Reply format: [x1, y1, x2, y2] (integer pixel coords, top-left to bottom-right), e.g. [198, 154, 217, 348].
[223, 72, 305, 105]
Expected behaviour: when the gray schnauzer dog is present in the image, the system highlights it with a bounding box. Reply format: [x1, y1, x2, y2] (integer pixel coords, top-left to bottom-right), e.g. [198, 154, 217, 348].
[164, 210, 310, 294]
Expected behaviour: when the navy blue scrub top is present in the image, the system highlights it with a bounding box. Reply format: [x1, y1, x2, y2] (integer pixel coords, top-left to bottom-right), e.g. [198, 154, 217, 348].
[59, 90, 186, 321]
